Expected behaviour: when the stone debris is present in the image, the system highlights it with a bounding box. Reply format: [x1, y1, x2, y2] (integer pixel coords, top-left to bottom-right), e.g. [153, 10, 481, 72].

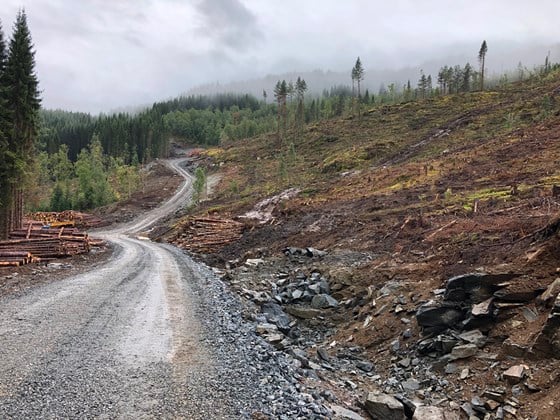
[364, 392, 406, 420]
[502, 364, 528, 384]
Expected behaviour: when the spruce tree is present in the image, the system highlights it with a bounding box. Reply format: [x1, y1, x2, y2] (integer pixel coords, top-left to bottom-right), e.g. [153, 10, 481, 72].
[478, 40, 488, 91]
[3, 9, 41, 231]
[0, 19, 13, 239]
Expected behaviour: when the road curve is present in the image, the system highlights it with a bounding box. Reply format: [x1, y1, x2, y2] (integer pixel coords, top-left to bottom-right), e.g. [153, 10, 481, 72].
[0, 159, 243, 418]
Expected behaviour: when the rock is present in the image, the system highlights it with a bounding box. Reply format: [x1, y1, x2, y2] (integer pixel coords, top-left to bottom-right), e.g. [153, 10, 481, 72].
[482, 388, 506, 403]
[458, 329, 487, 348]
[245, 258, 265, 267]
[256, 322, 279, 335]
[531, 292, 560, 358]
[493, 285, 540, 303]
[398, 358, 411, 368]
[503, 364, 528, 384]
[448, 344, 478, 360]
[394, 395, 416, 418]
[484, 399, 500, 411]
[364, 392, 406, 420]
[285, 305, 322, 319]
[445, 273, 518, 303]
[412, 406, 459, 419]
[460, 368, 469, 379]
[471, 298, 493, 316]
[402, 379, 420, 391]
[357, 360, 374, 372]
[330, 404, 367, 420]
[445, 363, 458, 374]
[416, 303, 464, 331]
[311, 294, 338, 309]
[501, 338, 528, 358]
[537, 278, 560, 306]
[317, 347, 331, 362]
[261, 302, 292, 332]
[291, 289, 304, 300]
[306, 247, 327, 257]
[521, 307, 538, 322]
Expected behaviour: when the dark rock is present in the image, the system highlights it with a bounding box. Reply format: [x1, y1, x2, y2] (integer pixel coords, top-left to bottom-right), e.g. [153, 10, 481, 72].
[482, 387, 506, 403]
[311, 294, 338, 309]
[494, 286, 540, 303]
[357, 360, 374, 372]
[394, 394, 416, 418]
[416, 303, 464, 331]
[458, 329, 487, 348]
[317, 347, 331, 362]
[445, 273, 518, 303]
[306, 247, 327, 257]
[530, 293, 560, 358]
[448, 344, 478, 360]
[261, 302, 292, 333]
[364, 392, 406, 420]
[501, 338, 528, 358]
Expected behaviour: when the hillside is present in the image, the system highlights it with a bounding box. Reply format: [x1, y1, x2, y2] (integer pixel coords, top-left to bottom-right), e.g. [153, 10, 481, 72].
[168, 70, 560, 419]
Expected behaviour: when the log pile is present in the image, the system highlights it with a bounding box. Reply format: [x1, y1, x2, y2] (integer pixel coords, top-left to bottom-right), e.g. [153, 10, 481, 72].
[0, 219, 105, 267]
[28, 210, 106, 229]
[172, 217, 244, 253]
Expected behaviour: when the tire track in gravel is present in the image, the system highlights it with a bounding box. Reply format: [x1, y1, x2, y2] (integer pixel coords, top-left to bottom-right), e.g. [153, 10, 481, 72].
[0, 159, 240, 419]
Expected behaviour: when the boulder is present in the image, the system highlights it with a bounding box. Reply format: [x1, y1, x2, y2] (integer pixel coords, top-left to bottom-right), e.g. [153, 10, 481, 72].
[445, 273, 518, 303]
[416, 303, 464, 331]
[364, 392, 406, 420]
[311, 294, 339, 309]
[261, 302, 291, 332]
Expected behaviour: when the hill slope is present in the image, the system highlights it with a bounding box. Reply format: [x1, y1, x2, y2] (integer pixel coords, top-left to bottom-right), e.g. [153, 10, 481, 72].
[171, 70, 560, 418]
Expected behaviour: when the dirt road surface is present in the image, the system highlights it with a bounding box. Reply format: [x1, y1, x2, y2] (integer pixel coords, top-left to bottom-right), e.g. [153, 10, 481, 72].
[0, 159, 290, 419]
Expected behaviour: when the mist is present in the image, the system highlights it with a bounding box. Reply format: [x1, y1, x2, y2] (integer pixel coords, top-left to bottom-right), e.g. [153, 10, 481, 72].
[0, 0, 558, 113]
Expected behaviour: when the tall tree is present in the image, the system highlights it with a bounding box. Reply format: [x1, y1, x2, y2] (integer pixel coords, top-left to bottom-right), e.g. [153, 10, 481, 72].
[0, 18, 10, 238]
[295, 77, 307, 136]
[478, 40, 488, 91]
[351, 57, 364, 116]
[2, 10, 41, 233]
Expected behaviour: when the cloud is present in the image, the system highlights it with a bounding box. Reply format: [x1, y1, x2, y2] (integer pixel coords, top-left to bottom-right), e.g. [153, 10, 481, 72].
[195, 0, 262, 52]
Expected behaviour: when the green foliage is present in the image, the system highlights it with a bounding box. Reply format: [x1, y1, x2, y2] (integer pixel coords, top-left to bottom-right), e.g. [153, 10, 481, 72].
[74, 136, 115, 210]
[192, 167, 207, 203]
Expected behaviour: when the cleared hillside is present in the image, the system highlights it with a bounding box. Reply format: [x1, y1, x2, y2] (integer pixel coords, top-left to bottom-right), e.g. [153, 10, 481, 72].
[171, 69, 560, 419]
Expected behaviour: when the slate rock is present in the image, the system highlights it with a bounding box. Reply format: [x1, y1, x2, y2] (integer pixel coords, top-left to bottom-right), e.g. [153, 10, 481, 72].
[416, 303, 464, 330]
[448, 343, 478, 360]
[503, 364, 528, 384]
[458, 329, 487, 348]
[445, 273, 518, 303]
[357, 360, 374, 372]
[311, 294, 339, 309]
[285, 305, 322, 319]
[330, 405, 367, 420]
[364, 392, 406, 420]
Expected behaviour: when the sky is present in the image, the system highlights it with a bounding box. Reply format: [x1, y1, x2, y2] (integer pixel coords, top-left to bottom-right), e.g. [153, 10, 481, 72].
[1, 0, 559, 113]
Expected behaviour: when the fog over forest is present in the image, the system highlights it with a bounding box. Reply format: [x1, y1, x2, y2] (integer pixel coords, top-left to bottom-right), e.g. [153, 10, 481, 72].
[1, 0, 558, 113]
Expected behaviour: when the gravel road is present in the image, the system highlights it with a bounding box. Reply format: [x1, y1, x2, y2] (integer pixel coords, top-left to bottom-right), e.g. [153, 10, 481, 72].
[0, 159, 330, 419]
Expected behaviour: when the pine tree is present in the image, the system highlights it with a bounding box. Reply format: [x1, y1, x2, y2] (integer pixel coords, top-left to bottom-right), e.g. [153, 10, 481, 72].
[478, 40, 488, 91]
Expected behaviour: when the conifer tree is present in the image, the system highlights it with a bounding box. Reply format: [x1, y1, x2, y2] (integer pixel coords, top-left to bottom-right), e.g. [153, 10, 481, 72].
[2, 10, 41, 233]
[0, 19, 10, 238]
[478, 40, 488, 91]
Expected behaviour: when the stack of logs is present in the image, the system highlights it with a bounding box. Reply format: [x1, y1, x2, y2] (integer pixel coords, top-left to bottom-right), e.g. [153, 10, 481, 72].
[172, 217, 244, 253]
[0, 215, 104, 267]
[29, 210, 106, 229]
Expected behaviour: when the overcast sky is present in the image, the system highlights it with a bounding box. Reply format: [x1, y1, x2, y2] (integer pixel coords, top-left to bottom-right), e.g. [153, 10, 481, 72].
[1, 0, 559, 113]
